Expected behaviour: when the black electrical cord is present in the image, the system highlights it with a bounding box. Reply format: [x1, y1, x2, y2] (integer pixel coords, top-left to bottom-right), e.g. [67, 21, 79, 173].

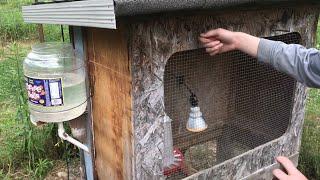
[176, 75, 199, 107]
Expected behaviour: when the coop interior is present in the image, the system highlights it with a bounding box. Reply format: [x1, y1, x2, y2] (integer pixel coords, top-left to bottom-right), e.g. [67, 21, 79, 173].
[162, 33, 301, 179]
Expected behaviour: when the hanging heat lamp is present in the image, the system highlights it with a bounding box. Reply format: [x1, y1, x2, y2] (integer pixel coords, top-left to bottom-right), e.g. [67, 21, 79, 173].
[186, 93, 208, 132]
[177, 75, 208, 132]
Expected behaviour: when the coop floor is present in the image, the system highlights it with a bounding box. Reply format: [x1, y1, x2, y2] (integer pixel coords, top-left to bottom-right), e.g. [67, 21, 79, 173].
[166, 138, 251, 179]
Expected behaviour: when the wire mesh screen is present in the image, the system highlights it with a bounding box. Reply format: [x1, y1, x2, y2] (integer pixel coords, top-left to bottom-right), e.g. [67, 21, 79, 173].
[163, 32, 301, 179]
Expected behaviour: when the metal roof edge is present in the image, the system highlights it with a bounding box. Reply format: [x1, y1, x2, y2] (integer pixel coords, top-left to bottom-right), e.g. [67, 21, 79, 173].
[22, 0, 116, 29]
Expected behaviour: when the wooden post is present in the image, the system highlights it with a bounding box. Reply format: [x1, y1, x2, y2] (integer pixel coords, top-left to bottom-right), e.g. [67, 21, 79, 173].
[34, 0, 44, 42]
[86, 27, 133, 180]
[37, 24, 44, 42]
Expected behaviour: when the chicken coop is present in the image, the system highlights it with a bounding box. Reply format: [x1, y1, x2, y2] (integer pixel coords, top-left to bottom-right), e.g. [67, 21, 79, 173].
[22, 0, 320, 179]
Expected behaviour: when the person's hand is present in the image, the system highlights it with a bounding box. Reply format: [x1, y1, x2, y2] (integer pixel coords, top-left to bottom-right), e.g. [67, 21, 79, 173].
[199, 28, 260, 57]
[273, 156, 308, 180]
[199, 28, 239, 56]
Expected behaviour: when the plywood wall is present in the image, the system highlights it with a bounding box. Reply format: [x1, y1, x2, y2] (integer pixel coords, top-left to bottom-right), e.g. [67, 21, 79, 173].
[86, 27, 132, 180]
[129, 6, 318, 180]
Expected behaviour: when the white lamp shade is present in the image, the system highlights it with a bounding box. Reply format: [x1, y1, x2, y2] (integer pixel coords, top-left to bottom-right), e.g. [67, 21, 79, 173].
[186, 106, 208, 132]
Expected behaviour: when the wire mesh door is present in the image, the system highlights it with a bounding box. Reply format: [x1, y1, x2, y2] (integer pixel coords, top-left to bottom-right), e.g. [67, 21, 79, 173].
[163, 32, 301, 179]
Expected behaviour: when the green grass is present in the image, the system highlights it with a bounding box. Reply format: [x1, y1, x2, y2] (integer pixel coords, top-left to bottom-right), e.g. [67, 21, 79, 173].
[0, 43, 54, 179]
[0, 0, 69, 43]
[0, 0, 36, 42]
[0, 1, 72, 179]
[298, 88, 320, 180]
[0, 43, 78, 179]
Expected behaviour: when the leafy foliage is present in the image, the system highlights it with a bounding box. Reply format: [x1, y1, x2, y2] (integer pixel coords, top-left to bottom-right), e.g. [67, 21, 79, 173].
[0, 0, 69, 43]
[0, 1, 73, 178]
[0, 43, 75, 179]
[0, 0, 36, 42]
[33, 159, 54, 179]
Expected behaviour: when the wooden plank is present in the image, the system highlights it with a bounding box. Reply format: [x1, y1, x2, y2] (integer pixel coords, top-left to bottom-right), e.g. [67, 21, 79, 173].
[34, 0, 45, 42]
[86, 27, 132, 180]
[88, 28, 130, 76]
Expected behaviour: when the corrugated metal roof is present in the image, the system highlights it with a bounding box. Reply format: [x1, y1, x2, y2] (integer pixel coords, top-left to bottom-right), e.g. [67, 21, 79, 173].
[22, 0, 116, 29]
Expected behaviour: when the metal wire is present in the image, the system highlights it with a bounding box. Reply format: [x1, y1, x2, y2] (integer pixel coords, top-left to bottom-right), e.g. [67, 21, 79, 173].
[163, 32, 301, 179]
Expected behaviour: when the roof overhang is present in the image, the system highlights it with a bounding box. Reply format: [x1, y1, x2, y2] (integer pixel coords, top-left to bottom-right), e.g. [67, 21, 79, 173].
[22, 0, 320, 29]
[22, 0, 116, 29]
[115, 0, 320, 16]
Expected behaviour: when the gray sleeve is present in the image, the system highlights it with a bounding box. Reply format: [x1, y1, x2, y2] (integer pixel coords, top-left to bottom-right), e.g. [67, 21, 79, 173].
[257, 38, 320, 88]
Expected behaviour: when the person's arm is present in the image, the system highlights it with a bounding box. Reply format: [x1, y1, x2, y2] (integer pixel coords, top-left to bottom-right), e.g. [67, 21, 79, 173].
[199, 28, 320, 88]
[258, 38, 320, 87]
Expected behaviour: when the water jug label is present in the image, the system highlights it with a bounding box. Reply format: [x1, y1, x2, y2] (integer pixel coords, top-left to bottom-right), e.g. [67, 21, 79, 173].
[25, 76, 64, 107]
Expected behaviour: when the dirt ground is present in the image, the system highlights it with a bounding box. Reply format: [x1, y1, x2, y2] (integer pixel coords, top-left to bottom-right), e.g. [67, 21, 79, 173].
[45, 159, 83, 180]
